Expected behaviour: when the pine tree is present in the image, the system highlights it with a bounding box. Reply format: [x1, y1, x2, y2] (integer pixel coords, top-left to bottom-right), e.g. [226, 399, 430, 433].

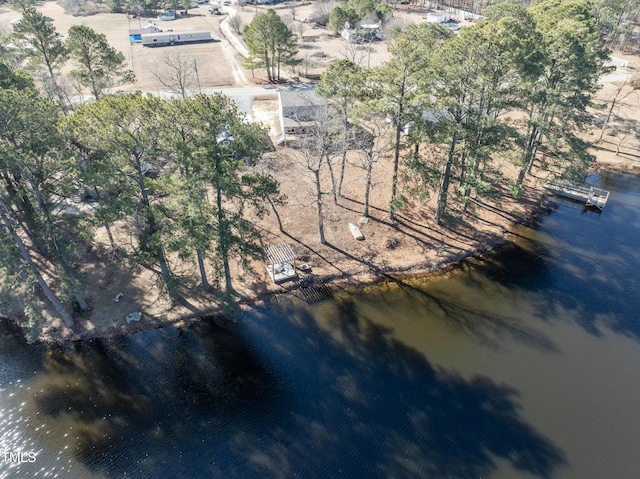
[244, 9, 299, 82]
[66, 25, 135, 100]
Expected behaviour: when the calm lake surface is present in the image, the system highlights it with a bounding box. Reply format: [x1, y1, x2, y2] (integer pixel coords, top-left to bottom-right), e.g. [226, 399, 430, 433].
[2, 172, 640, 479]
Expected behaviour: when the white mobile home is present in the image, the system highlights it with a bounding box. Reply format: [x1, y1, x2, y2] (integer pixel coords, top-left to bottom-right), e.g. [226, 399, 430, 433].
[141, 30, 212, 47]
[426, 12, 451, 23]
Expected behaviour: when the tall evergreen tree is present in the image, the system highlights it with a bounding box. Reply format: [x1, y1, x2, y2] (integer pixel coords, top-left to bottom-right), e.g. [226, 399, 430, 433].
[244, 9, 299, 82]
[164, 94, 272, 293]
[62, 94, 176, 296]
[12, 7, 68, 102]
[0, 64, 84, 328]
[373, 22, 452, 221]
[66, 25, 135, 100]
[516, 0, 609, 186]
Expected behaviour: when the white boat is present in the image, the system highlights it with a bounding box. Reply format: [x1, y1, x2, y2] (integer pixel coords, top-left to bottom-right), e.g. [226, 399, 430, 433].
[349, 222, 364, 240]
[266, 261, 297, 284]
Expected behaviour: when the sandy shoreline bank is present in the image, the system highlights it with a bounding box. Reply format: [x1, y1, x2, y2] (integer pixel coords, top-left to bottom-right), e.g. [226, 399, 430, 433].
[35, 189, 559, 344]
[35, 162, 640, 343]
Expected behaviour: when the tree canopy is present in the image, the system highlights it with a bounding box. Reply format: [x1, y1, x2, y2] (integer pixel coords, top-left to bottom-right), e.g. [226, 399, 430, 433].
[244, 9, 300, 82]
[66, 25, 135, 100]
[0, 0, 615, 338]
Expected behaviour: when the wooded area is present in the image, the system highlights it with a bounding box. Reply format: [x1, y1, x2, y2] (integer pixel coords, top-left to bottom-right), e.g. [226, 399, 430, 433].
[0, 0, 619, 338]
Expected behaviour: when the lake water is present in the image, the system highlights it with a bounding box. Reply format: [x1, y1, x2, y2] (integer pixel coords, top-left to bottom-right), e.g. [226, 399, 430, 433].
[1, 171, 640, 479]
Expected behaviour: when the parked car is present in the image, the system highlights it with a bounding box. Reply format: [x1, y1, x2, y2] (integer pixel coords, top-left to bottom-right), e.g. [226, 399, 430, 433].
[209, 6, 221, 13]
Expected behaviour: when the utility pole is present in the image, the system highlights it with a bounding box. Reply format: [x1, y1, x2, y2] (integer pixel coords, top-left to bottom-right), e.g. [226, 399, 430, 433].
[194, 59, 202, 93]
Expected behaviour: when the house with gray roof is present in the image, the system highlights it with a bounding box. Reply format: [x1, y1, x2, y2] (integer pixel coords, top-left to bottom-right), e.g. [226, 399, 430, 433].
[277, 86, 329, 145]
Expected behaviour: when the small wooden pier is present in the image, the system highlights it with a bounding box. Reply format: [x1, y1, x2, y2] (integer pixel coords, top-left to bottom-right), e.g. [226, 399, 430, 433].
[543, 183, 610, 210]
[266, 243, 298, 284]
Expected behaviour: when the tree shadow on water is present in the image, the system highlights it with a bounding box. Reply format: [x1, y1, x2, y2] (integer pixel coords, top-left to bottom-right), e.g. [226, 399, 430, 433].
[31, 321, 287, 477]
[28, 302, 565, 479]
[231, 299, 566, 479]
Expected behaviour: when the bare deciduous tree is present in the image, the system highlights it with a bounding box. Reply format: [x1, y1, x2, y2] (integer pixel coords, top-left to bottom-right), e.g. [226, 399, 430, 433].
[294, 104, 344, 244]
[311, 1, 332, 26]
[599, 76, 640, 141]
[289, 0, 297, 20]
[349, 113, 392, 219]
[228, 13, 243, 35]
[151, 51, 199, 98]
[300, 50, 314, 77]
[340, 39, 369, 65]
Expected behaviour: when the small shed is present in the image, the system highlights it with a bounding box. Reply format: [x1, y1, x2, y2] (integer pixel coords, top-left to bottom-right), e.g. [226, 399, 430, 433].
[266, 243, 298, 284]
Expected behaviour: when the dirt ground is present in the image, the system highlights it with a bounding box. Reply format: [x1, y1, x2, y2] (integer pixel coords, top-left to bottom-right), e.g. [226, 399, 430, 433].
[1, 1, 469, 90]
[1, 1, 238, 90]
[1, 2, 639, 342]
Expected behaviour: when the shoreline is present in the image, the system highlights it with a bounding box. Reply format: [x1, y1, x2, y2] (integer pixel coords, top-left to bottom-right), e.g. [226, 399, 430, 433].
[35, 195, 559, 345]
[7, 163, 637, 344]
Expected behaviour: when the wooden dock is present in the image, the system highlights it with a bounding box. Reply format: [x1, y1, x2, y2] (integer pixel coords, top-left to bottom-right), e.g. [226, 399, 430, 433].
[543, 183, 610, 210]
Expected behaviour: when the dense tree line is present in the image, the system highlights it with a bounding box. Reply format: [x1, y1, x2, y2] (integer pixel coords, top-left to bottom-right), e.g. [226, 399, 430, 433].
[0, 61, 278, 332]
[306, 0, 609, 245]
[0, 0, 614, 331]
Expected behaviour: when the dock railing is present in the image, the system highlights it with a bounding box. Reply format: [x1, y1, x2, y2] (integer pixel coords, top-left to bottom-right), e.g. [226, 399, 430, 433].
[543, 183, 610, 210]
[586, 187, 609, 210]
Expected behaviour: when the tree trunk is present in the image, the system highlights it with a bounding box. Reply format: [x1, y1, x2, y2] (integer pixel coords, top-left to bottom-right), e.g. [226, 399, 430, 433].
[516, 104, 538, 186]
[264, 51, 271, 82]
[337, 111, 349, 197]
[517, 124, 540, 186]
[196, 248, 211, 291]
[104, 222, 117, 251]
[42, 64, 67, 112]
[267, 196, 284, 232]
[390, 96, 404, 221]
[0, 201, 74, 329]
[314, 169, 325, 244]
[363, 150, 373, 218]
[91, 186, 118, 251]
[325, 153, 338, 203]
[338, 151, 348, 198]
[89, 70, 100, 101]
[436, 133, 457, 225]
[616, 132, 629, 155]
[216, 185, 233, 293]
[137, 165, 175, 296]
[599, 79, 627, 141]
[462, 131, 485, 213]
